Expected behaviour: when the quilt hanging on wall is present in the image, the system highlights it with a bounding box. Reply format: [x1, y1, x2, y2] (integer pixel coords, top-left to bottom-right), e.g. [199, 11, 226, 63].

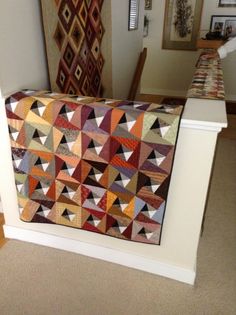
[6, 90, 183, 245]
[41, 0, 104, 96]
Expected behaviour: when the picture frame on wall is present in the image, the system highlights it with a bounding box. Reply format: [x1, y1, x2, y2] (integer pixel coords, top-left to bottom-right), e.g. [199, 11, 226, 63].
[210, 15, 236, 38]
[163, 0, 204, 50]
[219, 0, 236, 7]
[145, 0, 152, 10]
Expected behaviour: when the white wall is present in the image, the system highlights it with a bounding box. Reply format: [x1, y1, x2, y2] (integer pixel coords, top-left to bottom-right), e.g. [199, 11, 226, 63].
[0, 0, 49, 96]
[101, 1, 113, 98]
[141, 0, 198, 97]
[141, 0, 236, 100]
[110, 0, 145, 99]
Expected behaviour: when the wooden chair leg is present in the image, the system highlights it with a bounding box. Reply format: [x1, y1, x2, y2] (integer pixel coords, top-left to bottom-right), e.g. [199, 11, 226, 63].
[128, 47, 147, 101]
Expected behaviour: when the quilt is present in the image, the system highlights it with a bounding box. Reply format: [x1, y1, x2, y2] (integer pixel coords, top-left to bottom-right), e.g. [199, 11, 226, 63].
[187, 52, 225, 100]
[41, 0, 104, 96]
[6, 90, 183, 245]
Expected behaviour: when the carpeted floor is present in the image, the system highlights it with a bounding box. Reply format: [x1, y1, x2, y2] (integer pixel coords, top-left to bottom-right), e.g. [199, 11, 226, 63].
[0, 138, 236, 315]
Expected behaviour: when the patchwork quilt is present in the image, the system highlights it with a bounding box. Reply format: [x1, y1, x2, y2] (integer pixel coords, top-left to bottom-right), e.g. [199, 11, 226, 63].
[6, 90, 183, 245]
[41, 0, 104, 96]
[187, 53, 225, 100]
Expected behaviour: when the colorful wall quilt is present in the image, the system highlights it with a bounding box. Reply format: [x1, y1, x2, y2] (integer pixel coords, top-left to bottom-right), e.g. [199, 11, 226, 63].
[6, 90, 183, 245]
[187, 52, 225, 100]
[41, 0, 104, 96]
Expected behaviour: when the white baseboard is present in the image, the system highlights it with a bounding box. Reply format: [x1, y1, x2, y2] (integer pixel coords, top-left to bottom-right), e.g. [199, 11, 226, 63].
[140, 88, 236, 102]
[3, 224, 195, 285]
[140, 88, 187, 98]
[0, 201, 3, 213]
[225, 94, 236, 102]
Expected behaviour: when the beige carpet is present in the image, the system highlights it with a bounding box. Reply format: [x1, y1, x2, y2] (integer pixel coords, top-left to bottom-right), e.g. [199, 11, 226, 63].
[0, 138, 236, 315]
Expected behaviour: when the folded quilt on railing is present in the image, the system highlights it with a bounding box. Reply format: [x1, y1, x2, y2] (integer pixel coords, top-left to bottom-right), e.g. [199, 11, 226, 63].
[6, 90, 183, 245]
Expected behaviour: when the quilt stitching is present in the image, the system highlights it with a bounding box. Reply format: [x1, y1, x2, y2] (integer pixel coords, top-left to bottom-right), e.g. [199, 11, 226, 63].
[6, 90, 183, 245]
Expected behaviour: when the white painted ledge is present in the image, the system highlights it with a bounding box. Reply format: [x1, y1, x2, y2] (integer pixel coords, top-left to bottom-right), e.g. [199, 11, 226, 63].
[181, 98, 228, 132]
[3, 224, 196, 285]
[1, 91, 227, 133]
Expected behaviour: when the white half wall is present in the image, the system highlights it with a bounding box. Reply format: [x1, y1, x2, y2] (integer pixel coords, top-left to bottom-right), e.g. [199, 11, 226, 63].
[0, 0, 49, 96]
[141, 0, 236, 100]
[0, 89, 227, 284]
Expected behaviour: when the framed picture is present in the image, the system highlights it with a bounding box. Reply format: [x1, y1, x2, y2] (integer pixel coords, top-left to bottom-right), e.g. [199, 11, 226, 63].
[210, 15, 236, 38]
[163, 0, 204, 50]
[225, 20, 236, 37]
[129, 0, 140, 30]
[219, 0, 236, 7]
[145, 0, 152, 10]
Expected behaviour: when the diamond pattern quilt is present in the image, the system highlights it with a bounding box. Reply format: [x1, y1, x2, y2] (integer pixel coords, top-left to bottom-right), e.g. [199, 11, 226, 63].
[41, 0, 104, 96]
[6, 90, 183, 245]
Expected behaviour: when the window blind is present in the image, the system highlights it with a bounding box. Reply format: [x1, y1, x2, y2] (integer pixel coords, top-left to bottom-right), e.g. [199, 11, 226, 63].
[129, 0, 140, 30]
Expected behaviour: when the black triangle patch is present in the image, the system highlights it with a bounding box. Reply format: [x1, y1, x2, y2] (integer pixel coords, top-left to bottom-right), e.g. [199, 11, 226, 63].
[88, 110, 95, 120]
[31, 101, 44, 110]
[88, 140, 95, 149]
[60, 135, 67, 144]
[112, 220, 119, 228]
[35, 182, 42, 190]
[35, 157, 42, 166]
[36, 205, 44, 213]
[119, 114, 127, 124]
[87, 192, 94, 200]
[59, 105, 67, 115]
[116, 145, 123, 154]
[33, 130, 40, 139]
[87, 214, 94, 222]
[113, 198, 121, 206]
[89, 168, 96, 176]
[148, 151, 156, 159]
[115, 174, 122, 181]
[62, 186, 69, 194]
[151, 119, 160, 130]
[138, 227, 146, 236]
[141, 204, 149, 212]
[62, 208, 75, 221]
[61, 162, 68, 170]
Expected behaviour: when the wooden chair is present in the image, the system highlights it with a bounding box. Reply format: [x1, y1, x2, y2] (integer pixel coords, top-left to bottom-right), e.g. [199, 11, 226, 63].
[128, 47, 147, 101]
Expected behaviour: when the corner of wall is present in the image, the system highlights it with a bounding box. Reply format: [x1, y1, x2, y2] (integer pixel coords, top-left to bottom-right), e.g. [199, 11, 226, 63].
[101, 0, 113, 98]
